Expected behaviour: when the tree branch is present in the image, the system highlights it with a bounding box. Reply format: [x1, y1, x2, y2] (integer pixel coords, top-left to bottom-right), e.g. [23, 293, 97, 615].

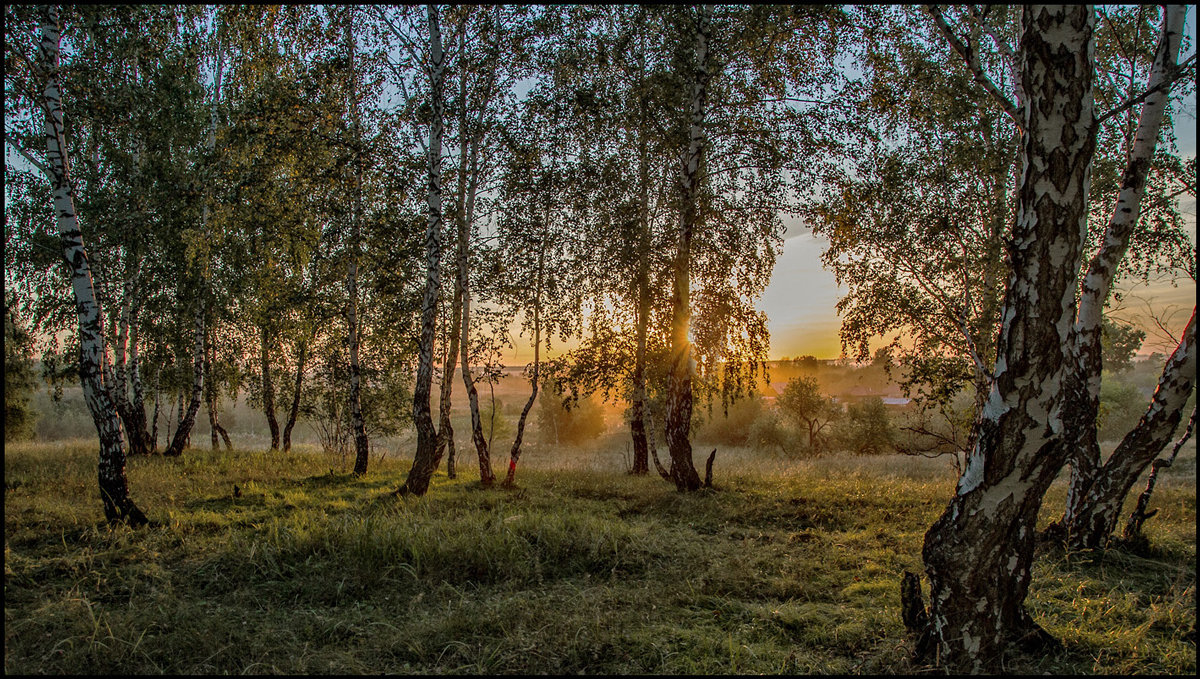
[5, 137, 50, 177]
[925, 5, 1022, 130]
[1096, 54, 1196, 125]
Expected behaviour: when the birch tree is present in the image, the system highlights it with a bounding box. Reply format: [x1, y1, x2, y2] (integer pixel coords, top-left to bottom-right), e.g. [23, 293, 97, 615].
[397, 4, 447, 496]
[908, 6, 1097, 671]
[1055, 5, 1195, 550]
[5, 5, 148, 524]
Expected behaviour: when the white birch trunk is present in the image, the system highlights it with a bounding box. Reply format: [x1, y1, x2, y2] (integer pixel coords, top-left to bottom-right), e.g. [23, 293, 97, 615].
[665, 4, 713, 492]
[37, 5, 147, 525]
[918, 6, 1096, 672]
[400, 3, 446, 496]
[1062, 5, 1187, 534]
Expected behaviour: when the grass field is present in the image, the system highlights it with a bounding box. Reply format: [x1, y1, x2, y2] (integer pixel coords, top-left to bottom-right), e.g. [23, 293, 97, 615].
[4, 438, 1195, 674]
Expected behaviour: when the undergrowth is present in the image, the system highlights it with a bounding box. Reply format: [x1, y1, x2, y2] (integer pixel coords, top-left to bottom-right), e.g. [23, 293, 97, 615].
[4, 440, 1195, 674]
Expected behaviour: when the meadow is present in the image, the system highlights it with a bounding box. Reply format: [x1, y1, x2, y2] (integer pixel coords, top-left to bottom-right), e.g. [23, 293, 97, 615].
[4, 438, 1195, 674]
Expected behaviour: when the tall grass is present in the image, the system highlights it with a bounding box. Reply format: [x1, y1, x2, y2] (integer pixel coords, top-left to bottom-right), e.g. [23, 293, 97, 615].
[4, 438, 1195, 674]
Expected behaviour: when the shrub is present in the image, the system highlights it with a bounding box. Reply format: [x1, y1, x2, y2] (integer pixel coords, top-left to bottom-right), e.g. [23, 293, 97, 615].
[833, 397, 895, 455]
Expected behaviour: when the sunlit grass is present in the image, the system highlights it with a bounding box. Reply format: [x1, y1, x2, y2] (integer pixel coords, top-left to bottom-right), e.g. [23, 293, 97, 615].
[4, 438, 1194, 674]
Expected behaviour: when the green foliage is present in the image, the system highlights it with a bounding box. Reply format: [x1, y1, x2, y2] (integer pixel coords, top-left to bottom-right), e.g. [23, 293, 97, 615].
[746, 408, 796, 455]
[4, 291, 39, 441]
[834, 397, 896, 456]
[4, 440, 1194, 674]
[1098, 379, 1150, 443]
[776, 376, 841, 452]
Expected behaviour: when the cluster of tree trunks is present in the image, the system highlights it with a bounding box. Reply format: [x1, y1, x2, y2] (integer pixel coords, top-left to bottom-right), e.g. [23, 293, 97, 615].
[398, 4, 446, 497]
[664, 5, 714, 493]
[907, 5, 1197, 672]
[915, 5, 1098, 672]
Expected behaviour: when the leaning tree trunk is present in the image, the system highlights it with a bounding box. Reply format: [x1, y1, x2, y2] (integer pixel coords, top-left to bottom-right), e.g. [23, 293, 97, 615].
[1124, 407, 1195, 541]
[1064, 309, 1196, 550]
[1059, 5, 1186, 539]
[455, 22, 500, 487]
[37, 5, 148, 526]
[665, 4, 713, 492]
[647, 409, 672, 480]
[398, 3, 446, 497]
[164, 302, 205, 457]
[914, 6, 1096, 673]
[458, 185, 494, 487]
[504, 242, 544, 487]
[433, 281, 462, 477]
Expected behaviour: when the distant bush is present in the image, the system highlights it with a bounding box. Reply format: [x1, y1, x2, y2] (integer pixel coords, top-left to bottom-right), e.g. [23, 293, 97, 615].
[777, 376, 841, 453]
[833, 397, 895, 455]
[746, 408, 801, 455]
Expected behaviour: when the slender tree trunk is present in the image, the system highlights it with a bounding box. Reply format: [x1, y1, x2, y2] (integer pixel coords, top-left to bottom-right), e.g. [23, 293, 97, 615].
[629, 27, 652, 476]
[647, 408, 671, 480]
[259, 324, 280, 450]
[151, 388, 160, 451]
[206, 328, 219, 450]
[345, 7, 370, 476]
[433, 41, 471, 478]
[456, 52, 497, 486]
[164, 302, 205, 457]
[916, 7, 1096, 672]
[282, 333, 312, 453]
[205, 327, 232, 451]
[665, 4, 713, 492]
[1065, 309, 1196, 550]
[459, 137, 494, 487]
[111, 280, 140, 450]
[126, 274, 154, 454]
[505, 243, 544, 487]
[37, 5, 147, 525]
[399, 3, 446, 497]
[1059, 5, 1186, 540]
[434, 282, 462, 477]
[164, 24, 221, 459]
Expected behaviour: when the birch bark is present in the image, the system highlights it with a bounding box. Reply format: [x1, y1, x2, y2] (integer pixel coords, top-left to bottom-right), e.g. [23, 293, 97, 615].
[346, 7, 370, 476]
[665, 5, 713, 492]
[36, 5, 147, 525]
[919, 6, 1096, 672]
[399, 3, 446, 496]
[1067, 309, 1196, 549]
[1060, 5, 1187, 546]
